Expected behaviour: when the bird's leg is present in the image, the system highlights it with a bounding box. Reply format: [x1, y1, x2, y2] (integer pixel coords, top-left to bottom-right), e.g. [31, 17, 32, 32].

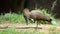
[24, 16, 28, 25]
[26, 18, 29, 25]
[36, 21, 38, 30]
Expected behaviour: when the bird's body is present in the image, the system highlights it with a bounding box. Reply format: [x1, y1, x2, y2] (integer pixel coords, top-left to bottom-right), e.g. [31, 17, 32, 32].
[23, 8, 52, 28]
[30, 10, 51, 22]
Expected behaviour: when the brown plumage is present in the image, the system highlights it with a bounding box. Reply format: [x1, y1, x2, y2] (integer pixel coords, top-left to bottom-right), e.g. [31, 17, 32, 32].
[23, 8, 31, 25]
[23, 8, 52, 29]
[30, 10, 52, 22]
[23, 8, 30, 18]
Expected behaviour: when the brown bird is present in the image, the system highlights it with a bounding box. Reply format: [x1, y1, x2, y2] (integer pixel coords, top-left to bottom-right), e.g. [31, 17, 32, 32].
[23, 8, 52, 29]
[30, 10, 52, 29]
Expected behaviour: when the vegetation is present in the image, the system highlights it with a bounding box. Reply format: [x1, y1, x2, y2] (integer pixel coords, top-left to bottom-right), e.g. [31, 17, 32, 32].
[0, 0, 59, 34]
[0, 13, 25, 23]
[48, 26, 57, 31]
[0, 27, 60, 34]
[48, 27, 60, 34]
[0, 9, 57, 25]
[0, 27, 42, 34]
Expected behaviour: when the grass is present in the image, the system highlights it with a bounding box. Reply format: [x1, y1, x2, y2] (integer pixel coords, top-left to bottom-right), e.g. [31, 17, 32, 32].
[0, 27, 42, 34]
[0, 27, 60, 34]
[48, 26, 57, 31]
[0, 13, 25, 24]
[48, 27, 60, 34]
[49, 32, 60, 34]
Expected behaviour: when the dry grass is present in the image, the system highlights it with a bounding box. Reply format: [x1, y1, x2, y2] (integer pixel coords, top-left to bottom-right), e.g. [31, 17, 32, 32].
[0, 21, 60, 34]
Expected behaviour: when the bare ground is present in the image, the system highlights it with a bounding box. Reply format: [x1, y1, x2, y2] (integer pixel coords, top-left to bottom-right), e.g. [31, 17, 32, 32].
[0, 21, 60, 34]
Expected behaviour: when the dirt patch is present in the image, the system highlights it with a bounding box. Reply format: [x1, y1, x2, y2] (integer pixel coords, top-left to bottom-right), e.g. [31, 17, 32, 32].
[0, 21, 60, 34]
